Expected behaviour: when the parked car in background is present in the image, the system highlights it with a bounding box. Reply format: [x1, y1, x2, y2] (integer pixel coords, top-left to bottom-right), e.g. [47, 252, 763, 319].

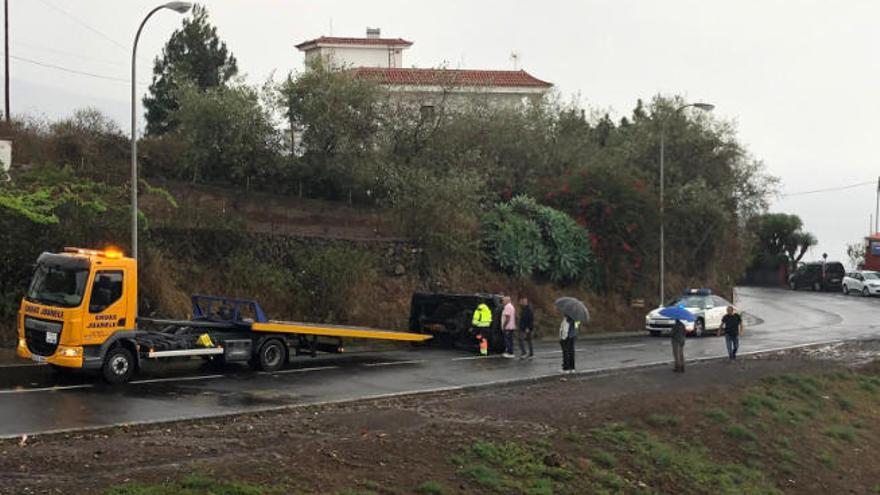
[645, 288, 734, 337]
[788, 261, 845, 292]
[842, 271, 880, 296]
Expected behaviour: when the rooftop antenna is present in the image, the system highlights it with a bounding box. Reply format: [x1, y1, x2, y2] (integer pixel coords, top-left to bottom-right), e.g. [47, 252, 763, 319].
[510, 51, 520, 70]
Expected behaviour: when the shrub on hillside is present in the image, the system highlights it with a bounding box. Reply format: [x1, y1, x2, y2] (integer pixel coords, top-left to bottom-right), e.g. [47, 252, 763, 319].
[481, 201, 548, 278]
[0, 164, 177, 342]
[172, 82, 284, 187]
[483, 195, 595, 284]
[382, 163, 484, 274]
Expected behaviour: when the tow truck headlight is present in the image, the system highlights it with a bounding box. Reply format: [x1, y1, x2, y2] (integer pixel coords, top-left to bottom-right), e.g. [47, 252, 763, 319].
[58, 346, 82, 358]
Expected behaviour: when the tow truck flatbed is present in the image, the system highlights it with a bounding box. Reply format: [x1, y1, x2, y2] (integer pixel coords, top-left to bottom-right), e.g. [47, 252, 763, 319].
[136, 296, 431, 356]
[140, 315, 432, 342]
[252, 321, 431, 341]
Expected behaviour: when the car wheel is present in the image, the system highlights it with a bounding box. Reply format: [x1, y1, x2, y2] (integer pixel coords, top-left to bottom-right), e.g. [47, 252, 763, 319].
[843, 285, 849, 296]
[649, 330, 661, 337]
[863, 287, 870, 297]
[693, 319, 704, 337]
[254, 339, 287, 372]
[812, 282, 821, 292]
[102, 346, 135, 384]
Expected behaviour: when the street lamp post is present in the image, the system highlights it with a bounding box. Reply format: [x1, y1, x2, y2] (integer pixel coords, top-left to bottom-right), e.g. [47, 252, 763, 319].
[131, 1, 192, 263]
[659, 102, 714, 307]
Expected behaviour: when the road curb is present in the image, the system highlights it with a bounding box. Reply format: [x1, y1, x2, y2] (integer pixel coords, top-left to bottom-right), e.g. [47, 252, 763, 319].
[0, 337, 849, 441]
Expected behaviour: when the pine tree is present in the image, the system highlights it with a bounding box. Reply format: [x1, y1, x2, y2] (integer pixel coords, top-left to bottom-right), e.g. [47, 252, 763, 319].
[143, 4, 238, 136]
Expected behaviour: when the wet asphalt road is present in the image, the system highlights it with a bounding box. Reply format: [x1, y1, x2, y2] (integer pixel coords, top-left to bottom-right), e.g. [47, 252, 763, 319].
[1, 286, 878, 438]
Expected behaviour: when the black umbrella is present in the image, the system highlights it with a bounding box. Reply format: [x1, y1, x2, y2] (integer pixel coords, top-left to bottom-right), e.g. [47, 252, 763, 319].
[554, 297, 590, 324]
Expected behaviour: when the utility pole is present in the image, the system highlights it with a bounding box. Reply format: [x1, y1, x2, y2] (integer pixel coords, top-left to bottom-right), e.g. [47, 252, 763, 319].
[4, 0, 9, 124]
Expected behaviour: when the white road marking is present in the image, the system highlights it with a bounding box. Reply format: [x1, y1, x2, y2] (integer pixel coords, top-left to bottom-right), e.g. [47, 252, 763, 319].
[363, 360, 425, 367]
[130, 374, 225, 385]
[451, 355, 500, 361]
[0, 365, 345, 394]
[0, 363, 41, 369]
[537, 348, 591, 356]
[0, 384, 93, 394]
[606, 343, 646, 350]
[269, 365, 339, 375]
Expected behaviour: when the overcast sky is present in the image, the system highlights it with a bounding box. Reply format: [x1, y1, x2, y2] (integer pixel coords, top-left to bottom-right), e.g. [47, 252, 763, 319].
[7, 0, 880, 265]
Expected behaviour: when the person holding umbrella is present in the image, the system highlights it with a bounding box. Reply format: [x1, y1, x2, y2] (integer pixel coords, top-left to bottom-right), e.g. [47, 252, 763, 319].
[554, 297, 590, 374]
[658, 303, 695, 373]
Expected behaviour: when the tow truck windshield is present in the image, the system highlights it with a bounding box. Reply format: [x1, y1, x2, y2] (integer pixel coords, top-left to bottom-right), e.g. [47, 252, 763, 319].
[26, 263, 89, 308]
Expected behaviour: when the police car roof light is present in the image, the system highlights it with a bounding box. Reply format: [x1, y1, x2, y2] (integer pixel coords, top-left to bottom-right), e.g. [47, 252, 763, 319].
[684, 288, 712, 296]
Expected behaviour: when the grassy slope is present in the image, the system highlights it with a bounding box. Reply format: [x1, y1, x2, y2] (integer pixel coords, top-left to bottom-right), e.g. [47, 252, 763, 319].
[105, 365, 880, 495]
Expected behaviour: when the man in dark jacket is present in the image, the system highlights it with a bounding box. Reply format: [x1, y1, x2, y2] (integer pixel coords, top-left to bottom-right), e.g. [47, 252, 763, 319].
[518, 296, 535, 359]
[671, 319, 686, 372]
[718, 306, 744, 360]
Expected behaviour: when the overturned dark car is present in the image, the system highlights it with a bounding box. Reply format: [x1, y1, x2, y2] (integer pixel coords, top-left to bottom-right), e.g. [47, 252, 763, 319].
[408, 292, 505, 352]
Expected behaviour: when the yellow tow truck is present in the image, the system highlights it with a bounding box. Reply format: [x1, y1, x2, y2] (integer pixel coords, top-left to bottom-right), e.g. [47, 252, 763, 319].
[17, 247, 430, 383]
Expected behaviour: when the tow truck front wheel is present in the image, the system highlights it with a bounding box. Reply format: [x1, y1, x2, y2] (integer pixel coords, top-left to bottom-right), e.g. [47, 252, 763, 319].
[102, 347, 135, 384]
[254, 339, 287, 372]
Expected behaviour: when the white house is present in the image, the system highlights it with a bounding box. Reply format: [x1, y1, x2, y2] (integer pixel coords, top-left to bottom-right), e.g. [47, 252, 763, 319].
[294, 28, 413, 69]
[295, 28, 553, 108]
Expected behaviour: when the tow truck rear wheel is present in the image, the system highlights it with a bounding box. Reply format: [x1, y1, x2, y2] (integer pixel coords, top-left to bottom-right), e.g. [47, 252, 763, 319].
[254, 339, 286, 372]
[102, 347, 135, 384]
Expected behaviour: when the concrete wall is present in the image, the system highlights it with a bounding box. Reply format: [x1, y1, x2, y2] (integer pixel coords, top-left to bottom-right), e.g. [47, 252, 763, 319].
[385, 86, 547, 111]
[305, 46, 404, 68]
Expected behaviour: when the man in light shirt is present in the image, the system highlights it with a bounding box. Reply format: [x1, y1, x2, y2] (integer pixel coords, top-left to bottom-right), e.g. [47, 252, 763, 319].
[501, 296, 516, 358]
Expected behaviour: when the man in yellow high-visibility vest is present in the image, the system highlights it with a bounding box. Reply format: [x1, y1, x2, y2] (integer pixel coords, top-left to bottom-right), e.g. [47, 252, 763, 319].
[472, 302, 492, 355]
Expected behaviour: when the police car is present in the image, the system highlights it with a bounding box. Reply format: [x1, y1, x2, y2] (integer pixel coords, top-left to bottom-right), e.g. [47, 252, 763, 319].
[645, 289, 735, 337]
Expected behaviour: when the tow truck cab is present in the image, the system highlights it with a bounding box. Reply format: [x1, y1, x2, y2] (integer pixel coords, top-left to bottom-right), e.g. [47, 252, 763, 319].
[16, 247, 137, 370]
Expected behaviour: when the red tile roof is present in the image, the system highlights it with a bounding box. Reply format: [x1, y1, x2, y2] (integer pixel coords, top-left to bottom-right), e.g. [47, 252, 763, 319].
[348, 67, 553, 88]
[296, 36, 413, 50]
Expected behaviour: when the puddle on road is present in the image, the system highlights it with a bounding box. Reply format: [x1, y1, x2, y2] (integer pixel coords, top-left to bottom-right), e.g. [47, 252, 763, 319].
[795, 340, 880, 366]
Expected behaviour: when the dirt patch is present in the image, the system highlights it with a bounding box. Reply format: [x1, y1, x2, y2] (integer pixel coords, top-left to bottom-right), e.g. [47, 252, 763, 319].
[141, 181, 402, 242]
[3, 341, 880, 494]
